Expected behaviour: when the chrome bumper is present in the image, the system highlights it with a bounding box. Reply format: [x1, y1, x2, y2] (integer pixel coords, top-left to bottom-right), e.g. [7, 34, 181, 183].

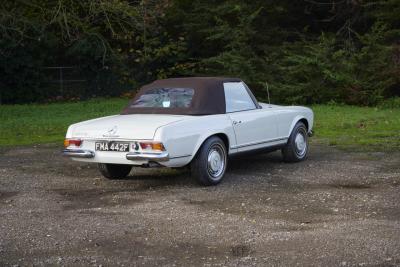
[62, 149, 169, 162]
[62, 149, 95, 158]
[126, 152, 169, 162]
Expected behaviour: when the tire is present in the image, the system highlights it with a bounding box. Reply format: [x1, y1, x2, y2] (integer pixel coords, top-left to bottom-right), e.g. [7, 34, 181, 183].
[282, 122, 309, 163]
[98, 163, 132, 179]
[191, 136, 228, 186]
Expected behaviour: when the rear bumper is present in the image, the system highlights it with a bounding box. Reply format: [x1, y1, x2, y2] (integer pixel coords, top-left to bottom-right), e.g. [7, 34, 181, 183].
[62, 149, 95, 158]
[62, 149, 169, 162]
[126, 152, 169, 162]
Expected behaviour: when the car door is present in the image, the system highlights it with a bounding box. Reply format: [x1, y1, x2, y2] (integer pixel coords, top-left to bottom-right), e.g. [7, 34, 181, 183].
[224, 82, 279, 152]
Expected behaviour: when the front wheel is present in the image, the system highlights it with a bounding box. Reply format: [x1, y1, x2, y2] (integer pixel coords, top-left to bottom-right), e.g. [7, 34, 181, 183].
[98, 163, 132, 179]
[282, 122, 309, 162]
[191, 136, 228, 186]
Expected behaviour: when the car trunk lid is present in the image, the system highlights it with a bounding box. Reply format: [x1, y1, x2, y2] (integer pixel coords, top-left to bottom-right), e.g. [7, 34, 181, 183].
[70, 114, 185, 140]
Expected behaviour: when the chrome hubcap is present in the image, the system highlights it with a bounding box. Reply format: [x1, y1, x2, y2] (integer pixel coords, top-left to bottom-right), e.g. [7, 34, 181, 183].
[294, 132, 307, 157]
[207, 144, 226, 179]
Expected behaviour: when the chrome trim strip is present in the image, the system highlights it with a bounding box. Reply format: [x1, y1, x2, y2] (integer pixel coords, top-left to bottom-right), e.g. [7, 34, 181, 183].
[62, 149, 95, 158]
[232, 137, 288, 149]
[126, 152, 169, 162]
[170, 154, 191, 159]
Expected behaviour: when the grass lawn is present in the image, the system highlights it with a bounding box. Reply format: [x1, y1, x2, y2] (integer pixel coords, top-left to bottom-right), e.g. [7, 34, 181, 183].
[0, 98, 129, 146]
[1, 99, 399, 150]
[312, 105, 400, 151]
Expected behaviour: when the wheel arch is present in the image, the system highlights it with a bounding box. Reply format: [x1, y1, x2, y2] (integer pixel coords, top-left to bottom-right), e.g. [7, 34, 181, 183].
[190, 132, 230, 162]
[298, 118, 309, 131]
[214, 133, 230, 151]
[288, 116, 310, 136]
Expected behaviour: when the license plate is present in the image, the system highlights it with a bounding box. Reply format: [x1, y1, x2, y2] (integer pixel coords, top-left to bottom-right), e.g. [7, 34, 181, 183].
[95, 141, 130, 152]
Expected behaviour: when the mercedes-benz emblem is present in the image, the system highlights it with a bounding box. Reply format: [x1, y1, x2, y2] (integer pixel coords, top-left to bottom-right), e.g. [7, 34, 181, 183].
[103, 125, 119, 137]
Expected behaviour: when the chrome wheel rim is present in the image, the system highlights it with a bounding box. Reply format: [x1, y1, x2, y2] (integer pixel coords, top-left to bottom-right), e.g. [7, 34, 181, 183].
[207, 144, 226, 179]
[294, 131, 307, 157]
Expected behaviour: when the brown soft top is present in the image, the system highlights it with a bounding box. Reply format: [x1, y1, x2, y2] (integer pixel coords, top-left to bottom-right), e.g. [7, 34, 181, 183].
[121, 77, 244, 115]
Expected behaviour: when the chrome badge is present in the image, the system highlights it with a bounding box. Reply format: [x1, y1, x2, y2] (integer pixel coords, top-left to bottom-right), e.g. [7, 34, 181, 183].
[103, 125, 119, 137]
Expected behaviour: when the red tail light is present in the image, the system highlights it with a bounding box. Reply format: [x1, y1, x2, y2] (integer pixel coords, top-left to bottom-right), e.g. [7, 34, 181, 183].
[64, 139, 82, 148]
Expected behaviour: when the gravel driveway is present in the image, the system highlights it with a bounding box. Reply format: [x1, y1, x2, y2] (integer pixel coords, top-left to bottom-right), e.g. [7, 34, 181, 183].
[0, 144, 399, 266]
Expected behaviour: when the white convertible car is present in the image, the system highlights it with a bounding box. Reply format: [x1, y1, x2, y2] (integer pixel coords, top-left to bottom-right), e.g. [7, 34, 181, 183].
[63, 77, 313, 185]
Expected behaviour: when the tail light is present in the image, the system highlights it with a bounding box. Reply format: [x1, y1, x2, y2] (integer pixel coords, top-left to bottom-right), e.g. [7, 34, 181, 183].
[64, 139, 82, 148]
[139, 142, 165, 152]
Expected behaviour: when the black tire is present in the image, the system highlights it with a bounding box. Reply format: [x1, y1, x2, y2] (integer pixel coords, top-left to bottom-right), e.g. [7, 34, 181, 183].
[282, 122, 309, 163]
[98, 163, 132, 179]
[191, 136, 228, 186]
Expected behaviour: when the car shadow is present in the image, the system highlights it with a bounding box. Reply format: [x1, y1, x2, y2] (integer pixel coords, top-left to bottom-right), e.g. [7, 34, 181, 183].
[111, 151, 286, 187]
[228, 150, 284, 172]
[95, 149, 314, 189]
[115, 167, 196, 188]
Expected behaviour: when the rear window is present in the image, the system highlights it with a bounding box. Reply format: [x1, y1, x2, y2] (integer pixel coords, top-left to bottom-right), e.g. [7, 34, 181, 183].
[130, 88, 194, 108]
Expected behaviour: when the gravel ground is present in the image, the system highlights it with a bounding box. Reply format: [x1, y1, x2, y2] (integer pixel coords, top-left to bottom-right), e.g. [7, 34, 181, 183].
[0, 144, 399, 267]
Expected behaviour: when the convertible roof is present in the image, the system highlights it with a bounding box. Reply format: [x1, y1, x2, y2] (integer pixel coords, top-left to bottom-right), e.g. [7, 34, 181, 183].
[121, 77, 243, 115]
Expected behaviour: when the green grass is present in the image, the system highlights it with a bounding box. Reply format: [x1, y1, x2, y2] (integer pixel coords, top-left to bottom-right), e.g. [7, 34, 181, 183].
[0, 98, 129, 146]
[1, 99, 399, 150]
[312, 105, 400, 151]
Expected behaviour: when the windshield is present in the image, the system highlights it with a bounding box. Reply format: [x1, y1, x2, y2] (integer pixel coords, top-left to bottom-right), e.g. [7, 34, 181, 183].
[129, 88, 194, 108]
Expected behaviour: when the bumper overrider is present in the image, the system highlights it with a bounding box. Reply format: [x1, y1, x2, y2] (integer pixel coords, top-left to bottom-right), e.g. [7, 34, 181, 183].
[62, 149, 95, 158]
[125, 151, 169, 161]
[62, 149, 169, 162]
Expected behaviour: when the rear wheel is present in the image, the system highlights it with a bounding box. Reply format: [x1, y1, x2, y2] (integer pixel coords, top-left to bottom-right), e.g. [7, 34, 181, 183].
[98, 163, 132, 179]
[191, 136, 228, 186]
[282, 122, 309, 162]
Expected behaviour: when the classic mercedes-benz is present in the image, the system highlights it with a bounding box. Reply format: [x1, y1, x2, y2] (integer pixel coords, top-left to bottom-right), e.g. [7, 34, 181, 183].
[63, 77, 313, 185]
